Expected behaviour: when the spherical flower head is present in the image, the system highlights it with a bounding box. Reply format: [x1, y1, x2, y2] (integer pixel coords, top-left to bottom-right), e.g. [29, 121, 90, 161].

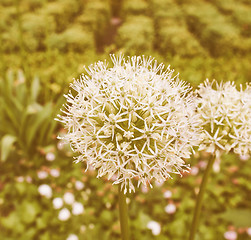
[197, 80, 251, 158]
[57, 55, 201, 193]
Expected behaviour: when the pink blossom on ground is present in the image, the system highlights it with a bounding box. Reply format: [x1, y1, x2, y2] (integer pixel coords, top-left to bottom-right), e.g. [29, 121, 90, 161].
[37, 170, 48, 179]
[163, 190, 172, 199]
[50, 169, 60, 178]
[224, 231, 237, 240]
[46, 152, 56, 161]
[164, 203, 176, 214]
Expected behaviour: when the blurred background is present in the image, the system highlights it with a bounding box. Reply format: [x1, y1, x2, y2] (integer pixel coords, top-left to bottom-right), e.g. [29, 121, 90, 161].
[0, 0, 251, 239]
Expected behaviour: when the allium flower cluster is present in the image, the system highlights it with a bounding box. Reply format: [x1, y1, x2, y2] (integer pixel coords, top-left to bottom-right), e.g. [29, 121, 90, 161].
[57, 55, 201, 193]
[197, 80, 251, 158]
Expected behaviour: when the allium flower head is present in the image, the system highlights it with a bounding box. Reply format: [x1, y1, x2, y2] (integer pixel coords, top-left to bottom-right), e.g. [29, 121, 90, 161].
[197, 80, 251, 158]
[57, 55, 201, 193]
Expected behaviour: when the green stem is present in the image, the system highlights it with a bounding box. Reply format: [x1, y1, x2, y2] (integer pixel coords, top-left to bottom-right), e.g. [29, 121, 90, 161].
[188, 155, 215, 240]
[118, 184, 130, 240]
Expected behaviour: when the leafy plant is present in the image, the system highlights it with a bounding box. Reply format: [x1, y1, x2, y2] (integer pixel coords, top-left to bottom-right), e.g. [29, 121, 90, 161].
[116, 16, 154, 54]
[0, 69, 63, 161]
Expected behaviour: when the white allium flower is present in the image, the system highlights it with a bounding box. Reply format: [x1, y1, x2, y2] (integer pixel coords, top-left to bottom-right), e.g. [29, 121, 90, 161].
[53, 197, 64, 209]
[66, 234, 79, 240]
[58, 208, 71, 221]
[72, 202, 84, 215]
[63, 192, 75, 205]
[164, 203, 176, 214]
[75, 180, 85, 190]
[224, 230, 237, 240]
[240, 154, 249, 161]
[155, 180, 164, 187]
[197, 80, 251, 158]
[147, 220, 161, 236]
[57, 55, 201, 193]
[38, 184, 52, 198]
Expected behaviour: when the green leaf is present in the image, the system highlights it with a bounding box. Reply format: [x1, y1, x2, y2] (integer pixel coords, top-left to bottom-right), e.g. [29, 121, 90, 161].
[25, 102, 52, 147]
[19, 201, 41, 224]
[31, 76, 40, 102]
[221, 208, 251, 227]
[15, 182, 26, 195]
[40, 232, 50, 240]
[15, 82, 27, 106]
[1, 100, 20, 131]
[1, 134, 16, 161]
[1, 211, 24, 231]
[137, 212, 152, 229]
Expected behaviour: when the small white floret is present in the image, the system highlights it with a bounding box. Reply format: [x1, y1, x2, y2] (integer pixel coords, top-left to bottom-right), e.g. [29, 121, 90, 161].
[38, 184, 52, 198]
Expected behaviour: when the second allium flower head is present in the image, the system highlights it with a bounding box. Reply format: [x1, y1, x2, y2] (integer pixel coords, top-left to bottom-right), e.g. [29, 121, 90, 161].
[197, 80, 251, 159]
[58, 55, 201, 193]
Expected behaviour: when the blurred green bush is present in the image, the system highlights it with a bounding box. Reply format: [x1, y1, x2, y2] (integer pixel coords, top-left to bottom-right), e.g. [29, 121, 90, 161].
[116, 16, 154, 54]
[0, 70, 63, 161]
[121, 0, 149, 19]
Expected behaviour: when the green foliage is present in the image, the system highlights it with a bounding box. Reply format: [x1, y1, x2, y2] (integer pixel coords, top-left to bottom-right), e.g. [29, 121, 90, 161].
[157, 23, 206, 57]
[150, 0, 184, 24]
[0, 0, 251, 239]
[47, 26, 95, 52]
[39, 0, 80, 32]
[122, 0, 149, 18]
[22, 13, 56, 51]
[183, 2, 241, 56]
[232, 5, 251, 37]
[0, 70, 63, 161]
[76, 0, 111, 49]
[116, 16, 154, 54]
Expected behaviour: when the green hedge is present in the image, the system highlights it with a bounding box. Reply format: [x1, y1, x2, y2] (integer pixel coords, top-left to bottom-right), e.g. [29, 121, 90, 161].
[183, 3, 241, 56]
[47, 26, 95, 53]
[232, 5, 251, 37]
[150, 0, 184, 22]
[121, 0, 149, 19]
[116, 16, 154, 54]
[207, 0, 251, 37]
[76, 0, 111, 50]
[158, 22, 206, 57]
[39, 0, 80, 32]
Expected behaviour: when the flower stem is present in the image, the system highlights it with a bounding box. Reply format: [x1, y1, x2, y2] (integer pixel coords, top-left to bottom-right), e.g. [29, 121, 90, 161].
[118, 184, 130, 240]
[188, 155, 215, 240]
